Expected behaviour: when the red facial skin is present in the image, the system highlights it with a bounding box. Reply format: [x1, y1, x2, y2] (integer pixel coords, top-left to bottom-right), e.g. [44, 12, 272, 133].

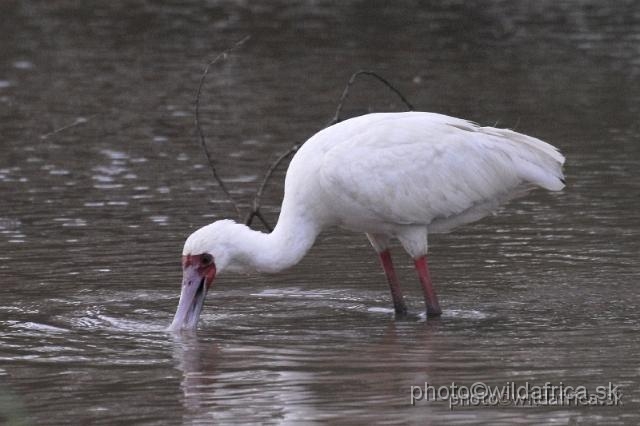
[182, 254, 216, 288]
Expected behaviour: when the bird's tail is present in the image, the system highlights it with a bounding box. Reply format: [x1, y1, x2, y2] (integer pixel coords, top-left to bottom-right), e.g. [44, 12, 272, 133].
[483, 127, 566, 191]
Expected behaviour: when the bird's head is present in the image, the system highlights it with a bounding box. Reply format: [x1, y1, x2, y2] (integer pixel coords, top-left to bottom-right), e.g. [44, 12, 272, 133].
[168, 220, 238, 332]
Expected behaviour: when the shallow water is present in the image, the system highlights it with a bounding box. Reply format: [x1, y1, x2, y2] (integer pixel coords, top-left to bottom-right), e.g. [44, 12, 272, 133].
[1, 1, 639, 424]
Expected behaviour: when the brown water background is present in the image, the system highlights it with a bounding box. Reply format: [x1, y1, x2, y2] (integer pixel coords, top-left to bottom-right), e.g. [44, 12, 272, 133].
[1, 1, 639, 424]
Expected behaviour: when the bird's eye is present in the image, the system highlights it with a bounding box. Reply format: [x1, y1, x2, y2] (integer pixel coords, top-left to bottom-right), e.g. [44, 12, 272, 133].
[201, 253, 213, 266]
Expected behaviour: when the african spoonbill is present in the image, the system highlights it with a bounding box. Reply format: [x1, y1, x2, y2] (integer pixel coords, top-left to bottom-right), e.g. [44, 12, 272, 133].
[170, 112, 565, 331]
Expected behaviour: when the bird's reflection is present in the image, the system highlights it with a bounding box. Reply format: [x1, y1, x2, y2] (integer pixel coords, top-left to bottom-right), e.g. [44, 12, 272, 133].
[169, 315, 460, 423]
[170, 333, 220, 418]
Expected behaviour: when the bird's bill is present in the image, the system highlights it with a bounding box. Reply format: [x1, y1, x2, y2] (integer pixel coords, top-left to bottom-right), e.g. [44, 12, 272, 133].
[168, 263, 215, 332]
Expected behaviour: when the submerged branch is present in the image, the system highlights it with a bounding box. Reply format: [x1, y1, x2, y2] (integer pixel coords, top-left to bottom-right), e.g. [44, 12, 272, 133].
[243, 145, 301, 232]
[195, 36, 250, 220]
[40, 115, 96, 140]
[192, 43, 413, 230]
[328, 70, 414, 126]
[244, 70, 414, 229]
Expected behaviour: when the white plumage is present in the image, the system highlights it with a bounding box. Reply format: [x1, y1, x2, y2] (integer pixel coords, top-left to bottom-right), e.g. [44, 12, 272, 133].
[170, 111, 565, 331]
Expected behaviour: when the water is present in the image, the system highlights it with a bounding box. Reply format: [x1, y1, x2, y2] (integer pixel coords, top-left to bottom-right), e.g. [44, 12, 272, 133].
[1, 1, 639, 424]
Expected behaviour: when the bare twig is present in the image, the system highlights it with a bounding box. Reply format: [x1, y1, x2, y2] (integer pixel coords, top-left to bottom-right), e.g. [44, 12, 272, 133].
[243, 145, 301, 232]
[195, 51, 413, 229]
[195, 36, 250, 220]
[328, 70, 414, 126]
[244, 70, 414, 229]
[40, 115, 97, 140]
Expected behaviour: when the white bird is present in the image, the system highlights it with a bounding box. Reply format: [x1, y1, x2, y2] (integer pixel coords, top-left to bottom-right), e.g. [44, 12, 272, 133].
[170, 111, 565, 331]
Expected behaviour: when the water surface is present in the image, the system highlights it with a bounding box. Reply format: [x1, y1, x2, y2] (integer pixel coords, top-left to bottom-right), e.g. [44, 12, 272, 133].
[1, 1, 639, 424]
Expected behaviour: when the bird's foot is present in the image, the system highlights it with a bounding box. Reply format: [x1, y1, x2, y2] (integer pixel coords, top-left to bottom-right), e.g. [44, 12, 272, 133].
[394, 307, 409, 319]
[425, 305, 442, 318]
[393, 302, 409, 318]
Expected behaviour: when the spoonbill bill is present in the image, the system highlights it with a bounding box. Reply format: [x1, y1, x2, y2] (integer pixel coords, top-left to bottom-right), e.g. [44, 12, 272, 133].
[170, 112, 565, 331]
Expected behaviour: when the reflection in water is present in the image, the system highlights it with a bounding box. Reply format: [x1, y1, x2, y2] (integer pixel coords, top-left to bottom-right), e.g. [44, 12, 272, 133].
[172, 335, 219, 421]
[173, 335, 324, 423]
[1, 0, 639, 424]
[170, 323, 444, 423]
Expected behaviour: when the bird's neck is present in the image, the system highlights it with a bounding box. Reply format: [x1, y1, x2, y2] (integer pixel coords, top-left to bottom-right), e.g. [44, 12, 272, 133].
[228, 206, 321, 274]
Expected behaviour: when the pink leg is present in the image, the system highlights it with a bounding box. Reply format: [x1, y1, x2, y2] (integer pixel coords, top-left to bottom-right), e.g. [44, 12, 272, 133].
[414, 256, 442, 317]
[378, 250, 408, 316]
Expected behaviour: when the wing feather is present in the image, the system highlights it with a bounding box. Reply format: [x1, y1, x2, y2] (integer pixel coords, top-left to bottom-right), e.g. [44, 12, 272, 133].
[317, 112, 564, 231]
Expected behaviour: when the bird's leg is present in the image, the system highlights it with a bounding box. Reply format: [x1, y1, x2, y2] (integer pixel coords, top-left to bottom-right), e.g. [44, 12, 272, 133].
[414, 256, 442, 317]
[377, 250, 409, 316]
[367, 233, 408, 316]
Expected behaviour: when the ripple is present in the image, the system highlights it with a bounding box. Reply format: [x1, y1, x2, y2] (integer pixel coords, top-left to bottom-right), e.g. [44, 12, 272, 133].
[0, 218, 21, 230]
[53, 218, 87, 227]
[443, 309, 489, 320]
[15, 322, 69, 333]
[226, 174, 258, 183]
[70, 313, 105, 328]
[100, 149, 129, 160]
[45, 167, 71, 176]
[95, 314, 169, 333]
[149, 215, 169, 225]
[93, 165, 128, 175]
[94, 183, 124, 189]
[13, 60, 34, 70]
[250, 287, 342, 299]
[366, 306, 395, 314]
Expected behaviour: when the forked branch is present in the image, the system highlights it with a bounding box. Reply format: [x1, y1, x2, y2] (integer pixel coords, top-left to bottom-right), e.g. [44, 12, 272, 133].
[327, 69, 414, 126]
[244, 70, 415, 229]
[194, 41, 413, 231]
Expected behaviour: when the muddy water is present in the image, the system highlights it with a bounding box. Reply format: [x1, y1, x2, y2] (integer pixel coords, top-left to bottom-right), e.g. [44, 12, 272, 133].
[1, 1, 639, 424]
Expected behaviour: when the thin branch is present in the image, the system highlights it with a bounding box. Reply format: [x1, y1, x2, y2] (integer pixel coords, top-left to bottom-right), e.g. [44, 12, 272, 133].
[244, 70, 414, 230]
[40, 115, 96, 140]
[244, 209, 273, 232]
[195, 36, 250, 220]
[243, 145, 301, 231]
[328, 70, 414, 126]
